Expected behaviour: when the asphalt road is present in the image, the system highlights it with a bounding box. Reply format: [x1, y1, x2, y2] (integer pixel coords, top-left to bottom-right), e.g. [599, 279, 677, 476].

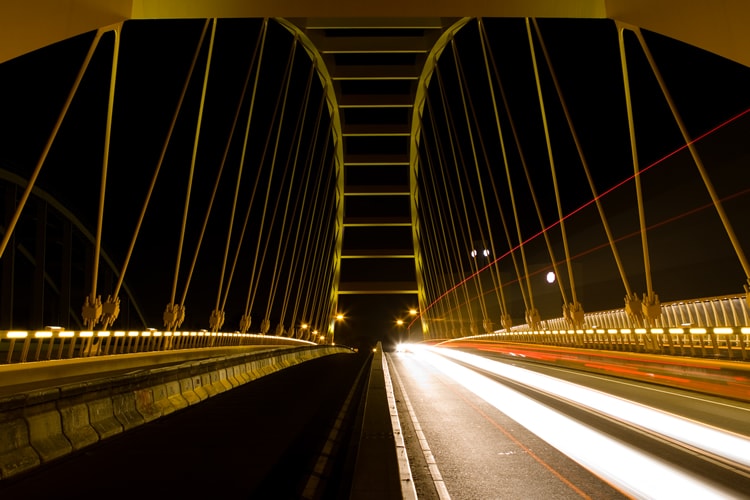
[388, 347, 750, 499]
[0, 350, 370, 500]
[389, 350, 628, 499]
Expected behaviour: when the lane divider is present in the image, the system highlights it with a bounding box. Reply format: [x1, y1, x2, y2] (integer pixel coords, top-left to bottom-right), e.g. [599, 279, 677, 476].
[383, 351, 419, 500]
[388, 354, 451, 500]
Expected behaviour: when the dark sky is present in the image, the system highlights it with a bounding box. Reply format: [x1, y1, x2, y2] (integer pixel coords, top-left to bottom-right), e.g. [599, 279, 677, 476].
[2, 16, 750, 343]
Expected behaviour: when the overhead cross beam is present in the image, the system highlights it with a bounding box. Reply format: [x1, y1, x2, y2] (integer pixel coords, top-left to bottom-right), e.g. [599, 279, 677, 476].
[3, 1, 750, 69]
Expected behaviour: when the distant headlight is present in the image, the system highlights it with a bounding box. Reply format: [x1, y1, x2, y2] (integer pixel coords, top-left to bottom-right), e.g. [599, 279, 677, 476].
[395, 343, 411, 353]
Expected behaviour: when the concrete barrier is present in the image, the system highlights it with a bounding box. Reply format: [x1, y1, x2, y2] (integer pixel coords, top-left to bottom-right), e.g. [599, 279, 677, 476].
[24, 390, 73, 463]
[88, 396, 124, 439]
[150, 382, 172, 416]
[165, 380, 189, 413]
[112, 389, 146, 431]
[57, 383, 100, 451]
[207, 369, 227, 396]
[196, 373, 213, 399]
[0, 403, 39, 479]
[134, 388, 161, 423]
[0, 345, 351, 480]
[226, 365, 242, 387]
[58, 400, 99, 451]
[179, 376, 201, 406]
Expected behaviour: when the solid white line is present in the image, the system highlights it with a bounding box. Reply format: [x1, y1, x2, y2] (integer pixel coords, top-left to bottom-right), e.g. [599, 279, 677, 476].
[388, 354, 452, 500]
[383, 353, 419, 500]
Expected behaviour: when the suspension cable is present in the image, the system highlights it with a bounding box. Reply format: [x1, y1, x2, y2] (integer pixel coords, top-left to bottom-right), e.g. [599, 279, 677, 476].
[631, 25, 750, 290]
[273, 65, 317, 329]
[477, 18, 530, 316]
[296, 145, 334, 336]
[240, 36, 298, 331]
[0, 27, 107, 260]
[423, 106, 471, 338]
[261, 46, 309, 334]
[220, 18, 268, 318]
[428, 87, 478, 333]
[199, 20, 268, 332]
[83, 25, 121, 329]
[449, 39, 499, 330]
[420, 165, 462, 338]
[111, 20, 210, 302]
[502, 38, 566, 323]
[418, 140, 461, 337]
[525, 18, 581, 327]
[248, 38, 299, 333]
[292, 131, 334, 336]
[286, 94, 330, 332]
[175, 19, 218, 310]
[421, 154, 466, 338]
[434, 63, 488, 332]
[479, 21, 542, 324]
[617, 25, 658, 318]
[452, 30, 515, 325]
[309, 216, 335, 329]
[530, 18, 635, 300]
[164, 18, 217, 330]
[422, 95, 471, 335]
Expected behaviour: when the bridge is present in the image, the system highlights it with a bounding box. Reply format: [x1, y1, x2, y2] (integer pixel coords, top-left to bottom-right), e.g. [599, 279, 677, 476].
[1, 1, 750, 498]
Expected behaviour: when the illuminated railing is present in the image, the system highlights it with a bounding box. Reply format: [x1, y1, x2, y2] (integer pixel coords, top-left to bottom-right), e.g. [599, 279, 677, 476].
[0, 329, 314, 364]
[468, 326, 750, 361]
[541, 294, 750, 330]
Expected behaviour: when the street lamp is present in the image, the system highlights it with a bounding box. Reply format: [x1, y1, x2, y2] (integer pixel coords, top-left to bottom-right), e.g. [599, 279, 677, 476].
[470, 246, 492, 335]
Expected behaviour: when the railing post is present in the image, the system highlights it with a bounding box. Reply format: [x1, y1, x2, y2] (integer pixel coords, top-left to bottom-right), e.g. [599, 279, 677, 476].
[709, 330, 720, 358]
[56, 337, 66, 360]
[67, 337, 77, 359]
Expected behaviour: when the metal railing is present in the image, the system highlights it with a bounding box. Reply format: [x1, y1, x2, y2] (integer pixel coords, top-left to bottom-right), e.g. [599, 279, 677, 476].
[542, 294, 750, 330]
[469, 326, 750, 361]
[0, 329, 315, 365]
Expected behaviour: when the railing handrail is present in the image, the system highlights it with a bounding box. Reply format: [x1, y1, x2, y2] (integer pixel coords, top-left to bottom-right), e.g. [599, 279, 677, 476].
[503, 293, 750, 332]
[449, 325, 750, 361]
[0, 329, 317, 365]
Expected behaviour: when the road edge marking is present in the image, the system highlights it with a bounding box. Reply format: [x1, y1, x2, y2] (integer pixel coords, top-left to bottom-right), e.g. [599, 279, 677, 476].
[387, 353, 451, 500]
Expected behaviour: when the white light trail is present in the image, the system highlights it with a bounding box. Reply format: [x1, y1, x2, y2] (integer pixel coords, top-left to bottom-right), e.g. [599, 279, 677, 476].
[412, 346, 741, 499]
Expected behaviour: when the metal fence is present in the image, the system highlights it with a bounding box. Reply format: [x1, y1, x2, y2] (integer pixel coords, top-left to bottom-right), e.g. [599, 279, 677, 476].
[0, 329, 315, 364]
[455, 295, 750, 361]
[541, 294, 750, 330]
